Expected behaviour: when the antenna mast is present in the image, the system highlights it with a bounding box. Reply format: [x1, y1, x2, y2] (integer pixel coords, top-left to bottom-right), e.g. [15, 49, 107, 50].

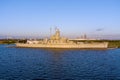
[50, 27, 52, 37]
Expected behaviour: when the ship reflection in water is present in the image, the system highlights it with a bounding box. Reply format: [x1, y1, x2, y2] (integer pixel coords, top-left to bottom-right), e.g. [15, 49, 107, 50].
[0, 45, 120, 79]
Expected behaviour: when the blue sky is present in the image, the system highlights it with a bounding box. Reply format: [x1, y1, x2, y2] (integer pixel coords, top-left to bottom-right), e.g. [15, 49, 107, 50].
[0, 0, 120, 39]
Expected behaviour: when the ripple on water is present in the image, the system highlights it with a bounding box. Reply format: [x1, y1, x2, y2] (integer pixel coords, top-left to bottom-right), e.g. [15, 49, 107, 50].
[0, 45, 120, 79]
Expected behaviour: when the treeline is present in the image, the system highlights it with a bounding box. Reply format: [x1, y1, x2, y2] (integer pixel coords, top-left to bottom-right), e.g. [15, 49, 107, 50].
[0, 39, 27, 44]
[107, 40, 120, 48]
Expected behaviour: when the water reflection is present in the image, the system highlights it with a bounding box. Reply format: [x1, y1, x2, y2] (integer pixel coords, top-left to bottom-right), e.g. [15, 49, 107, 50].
[0, 45, 120, 79]
[43, 49, 64, 79]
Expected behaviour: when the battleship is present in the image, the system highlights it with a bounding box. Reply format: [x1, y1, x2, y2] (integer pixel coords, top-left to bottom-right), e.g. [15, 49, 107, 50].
[16, 29, 108, 49]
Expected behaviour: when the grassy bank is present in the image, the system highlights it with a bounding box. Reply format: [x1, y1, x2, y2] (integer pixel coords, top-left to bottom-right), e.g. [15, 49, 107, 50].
[108, 40, 120, 48]
[0, 39, 27, 44]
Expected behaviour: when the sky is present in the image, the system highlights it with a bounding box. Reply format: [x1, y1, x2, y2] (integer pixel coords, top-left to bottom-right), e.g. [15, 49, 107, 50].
[0, 0, 120, 39]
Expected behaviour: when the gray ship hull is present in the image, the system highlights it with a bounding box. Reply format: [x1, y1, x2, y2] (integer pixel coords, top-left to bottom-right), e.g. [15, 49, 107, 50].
[16, 42, 108, 49]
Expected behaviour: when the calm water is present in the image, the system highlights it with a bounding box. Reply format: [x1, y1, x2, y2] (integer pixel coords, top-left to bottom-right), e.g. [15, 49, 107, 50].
[0, 44, 120, 80]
